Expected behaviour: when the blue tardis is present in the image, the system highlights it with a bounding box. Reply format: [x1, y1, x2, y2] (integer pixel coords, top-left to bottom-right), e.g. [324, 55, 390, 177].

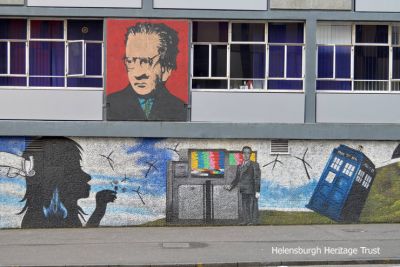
[306, 145, 376, 222]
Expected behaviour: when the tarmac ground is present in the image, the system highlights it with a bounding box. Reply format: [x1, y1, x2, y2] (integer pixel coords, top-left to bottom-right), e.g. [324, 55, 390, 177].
[0, 224, 399, 267]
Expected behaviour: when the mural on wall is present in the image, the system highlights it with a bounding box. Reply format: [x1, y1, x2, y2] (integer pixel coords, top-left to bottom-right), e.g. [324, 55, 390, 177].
[106, 19, 189, 121]
[0, 137, 399, 229]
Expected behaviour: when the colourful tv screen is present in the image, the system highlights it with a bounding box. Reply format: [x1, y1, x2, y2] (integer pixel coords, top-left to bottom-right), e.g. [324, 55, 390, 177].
[228, 152, 257, 166]
[190, 150, 225, 178]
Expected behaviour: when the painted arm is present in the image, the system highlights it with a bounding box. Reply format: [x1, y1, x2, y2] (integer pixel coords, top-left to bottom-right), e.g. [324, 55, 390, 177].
[86, 190, 117, 227]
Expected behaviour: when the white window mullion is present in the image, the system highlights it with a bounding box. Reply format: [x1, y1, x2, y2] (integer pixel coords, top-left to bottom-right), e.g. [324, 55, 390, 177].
[389, 25, 393, 92]
[208, 44, 212, 78]
[83, 41, 87, 76]
[7, 42, 10, 75]
[333, 45, 336, 79]
[227, 22, 232, 90]
[284, 45, 287, 79]
[64, 19, 67, 88]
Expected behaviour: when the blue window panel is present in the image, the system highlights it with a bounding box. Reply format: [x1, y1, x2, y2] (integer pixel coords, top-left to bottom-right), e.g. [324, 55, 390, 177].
[68, 42, 83, 75]
[29, 41, 65, 76]
[86, 43, 102, 76]
[356, 25, 388, 44]
[192, 22, 228, 43]
[192, 79, 227, 89]
[0, 19, 27, 40]
[193, 45, 209, 77]
[29, 77, 64, 87]
[394, 47, 400, 79]
[0, 42, 7, 74]
[232, 23, 265, 42]
[67, 77, 102, 87]
[269, 45, 284, 78]
[354, 46, 389, 80]
[10, 42, 26, 75]
[268, 23, 304, 44]
[318, 46, 334, 78]
[67, 20, 103, 41]
[230, 44, 265, 79]
[335, 46, 351, 79]
[268, 80, 303, 90]
[0, 77, 26, 86]
[287, 46, 302, 78]
[317, 81, 352, 91]
[30, 20, 64, 39]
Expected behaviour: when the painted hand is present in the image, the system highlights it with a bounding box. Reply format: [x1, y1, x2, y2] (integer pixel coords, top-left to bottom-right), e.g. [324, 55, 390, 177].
[255, 192, 260, 199]
[223, 185, 232, 191]
[95, 190, 117, 206]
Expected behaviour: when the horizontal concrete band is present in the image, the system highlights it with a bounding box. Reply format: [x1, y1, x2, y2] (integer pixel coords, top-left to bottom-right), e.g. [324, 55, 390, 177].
[0, 121, 400, 140]
[270, 0, 352, 10]
[0, 0, 23, 5]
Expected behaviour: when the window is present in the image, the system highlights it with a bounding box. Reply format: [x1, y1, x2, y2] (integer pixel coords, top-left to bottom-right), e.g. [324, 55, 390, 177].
[342, 163, 355, 177]
[192, 21, 304, 91]
[362, 174, 372, 189]
[356, 169, 365, 183]
[0, 18, 103, 88]
[330, 157, 343, 171]
[317, 23, 399, 92]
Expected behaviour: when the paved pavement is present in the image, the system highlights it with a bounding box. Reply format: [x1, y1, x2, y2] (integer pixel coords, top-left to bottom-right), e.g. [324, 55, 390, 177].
[0, 224, 399, 266]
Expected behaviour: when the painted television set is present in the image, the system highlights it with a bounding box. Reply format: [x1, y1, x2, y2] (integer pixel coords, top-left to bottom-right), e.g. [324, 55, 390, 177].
[228, 151, 257, 166]
[189, 149, 225, 178]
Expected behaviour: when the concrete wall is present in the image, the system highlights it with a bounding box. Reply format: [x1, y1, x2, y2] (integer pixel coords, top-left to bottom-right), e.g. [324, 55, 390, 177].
[153, 0, 268, 10]
[0, 137, 398, 228]
[270, 0, 352, 10]
[27, 0, 142, 8]
[356, 0, 400, 12]
[191, 91, 305, 123]
[0, 0, 23, 4]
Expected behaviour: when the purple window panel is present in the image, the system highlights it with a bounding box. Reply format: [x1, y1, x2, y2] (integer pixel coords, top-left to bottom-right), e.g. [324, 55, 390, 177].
[10, 42, 26, 75]
[0, 19, 27, 40]
[29, 41, 65, 76]
[67, 78, 102, 87]
[0, 77, 26, 86]
[287, 46, 302, 78]
[317, 81, 351, 91]
[29, 77, 64, 87]
[230, 44, 265, 79]
[232, 23, 265, 42]
[356, 25, 388, 44]
[68, 42, 83, 75]
[30, 20, 64, 39]
[268, 80, 303, 90]
[211, 45, 227, 77]
[393, 47, 400, 79]
[193, 45, 209, 77]
[0, 42, 6, 74]
[192, 22, 228, 42]
[335, 46, 351, 79]
[268, 23, 304, 44]
[318, 46, 334, 78]
[269, 45, 284, 78]
[86, 43, 102, 76]
[67, 20, 103, 41]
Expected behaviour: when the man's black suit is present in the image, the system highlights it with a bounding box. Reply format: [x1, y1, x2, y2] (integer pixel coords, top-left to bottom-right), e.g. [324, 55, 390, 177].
[107, 84, 187, 121]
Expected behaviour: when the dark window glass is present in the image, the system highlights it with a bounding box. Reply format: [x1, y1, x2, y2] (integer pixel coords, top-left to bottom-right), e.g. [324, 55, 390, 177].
[393, 47, 400, 79]
[356, 25, 388, 44]
[86, 43, 102, 75]
[30, 20, 64, 39]
[211, 45, 227, 77]
[354, 46, 389, 80]
[268, 80, 302, 90]
[67, 77, 102, 87]
[67, 20, 103, 41]
[0, 77, 26, 86]
[232, 23, 265, 42]
[230, 44, 265, 79]
[192, 79, 227, 89]
[192, 21, 228, 42]
[317, 81, 352, 91]
[68, 42, 83, 75]
[318, 46, 333, 78]
[0, 19, 27, 40]
[0, 42, 7, 74]
[269, 45, 284, 77]
[10, 42, 26, 75]
[193, 45, 209, 77]
[29, 77, 64, 87]
[268, 23, 304, 43]
[335, 46, 351, 78]
[29, 41, 65, 76]
[287, 46, 302, 78]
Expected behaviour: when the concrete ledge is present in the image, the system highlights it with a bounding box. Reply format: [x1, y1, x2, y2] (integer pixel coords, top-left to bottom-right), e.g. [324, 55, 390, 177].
[0, 0, 24, 5]
[270, 0, 352, 10]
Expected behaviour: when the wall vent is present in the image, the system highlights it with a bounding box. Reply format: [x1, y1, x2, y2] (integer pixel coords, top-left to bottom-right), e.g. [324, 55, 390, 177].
[270, 139, 289, 154]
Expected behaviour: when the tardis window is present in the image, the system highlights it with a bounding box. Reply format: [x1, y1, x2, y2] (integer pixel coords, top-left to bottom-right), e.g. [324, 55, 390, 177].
[330, 157, 343, 171]
[325, 171, 336, 183]
[356, 170, 365, 183]
[342, 163, 355, 177]
[362, 174, 372, 189]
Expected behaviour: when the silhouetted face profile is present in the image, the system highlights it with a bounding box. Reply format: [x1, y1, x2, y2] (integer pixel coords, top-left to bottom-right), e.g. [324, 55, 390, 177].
[124, 32, 172, 95]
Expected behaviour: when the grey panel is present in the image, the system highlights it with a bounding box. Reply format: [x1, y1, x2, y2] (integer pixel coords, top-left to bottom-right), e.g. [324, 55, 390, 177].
[153, 0, 267, 10]
[213, 186, 238, 220]
[0, 90, 103, 120]
[191, 91, 305, 123]
[178, 185, 203, 220]
[270, 0, 351, 10]
[356, 0, 400, 12]
[0, 0, 24, 4]
[317, 94, 400, 123]
[27, 0, 142, 8]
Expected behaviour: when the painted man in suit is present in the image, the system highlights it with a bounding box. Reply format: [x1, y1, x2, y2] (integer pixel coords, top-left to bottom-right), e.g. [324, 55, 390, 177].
[227, 146, 261, 225]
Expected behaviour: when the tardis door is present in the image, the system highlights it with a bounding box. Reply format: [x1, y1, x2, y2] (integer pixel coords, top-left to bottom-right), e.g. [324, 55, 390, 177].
[309, 153, 357, 221]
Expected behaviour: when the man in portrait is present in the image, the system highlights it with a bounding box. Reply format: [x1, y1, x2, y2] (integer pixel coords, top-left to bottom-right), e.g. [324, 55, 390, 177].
[107, 22, 187, 121]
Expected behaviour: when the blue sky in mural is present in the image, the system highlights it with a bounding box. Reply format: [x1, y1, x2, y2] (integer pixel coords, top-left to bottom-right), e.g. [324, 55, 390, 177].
[0, 137, 25, 155]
